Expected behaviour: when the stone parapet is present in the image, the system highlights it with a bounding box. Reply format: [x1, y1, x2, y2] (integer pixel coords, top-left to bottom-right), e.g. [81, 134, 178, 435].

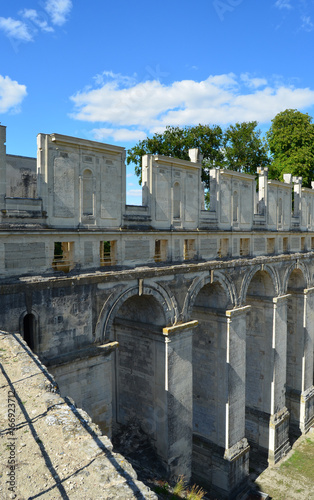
[0, 331, 157, 499]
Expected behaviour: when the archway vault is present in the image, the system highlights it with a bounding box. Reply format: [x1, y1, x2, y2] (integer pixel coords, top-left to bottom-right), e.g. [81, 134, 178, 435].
[282, 261, 310, 293]
[240, 263, 280, 304]
[95, 280, 179, 342]
[182, 270, 237, 322]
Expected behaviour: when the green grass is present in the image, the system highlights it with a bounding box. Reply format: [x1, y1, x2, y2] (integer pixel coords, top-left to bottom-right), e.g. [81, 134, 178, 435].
[280, 436, 314, 482]
[153, 477, 206, 499]
[256, 434, 314, 500]
[186, 484, 205, 500]
[173, 476, 185, 496]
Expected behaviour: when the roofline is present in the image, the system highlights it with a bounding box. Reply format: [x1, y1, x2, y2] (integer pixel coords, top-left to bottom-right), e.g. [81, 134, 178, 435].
[38, 133, 125, 155]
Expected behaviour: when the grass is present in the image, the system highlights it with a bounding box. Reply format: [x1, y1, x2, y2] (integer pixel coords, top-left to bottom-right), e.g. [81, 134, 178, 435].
[186, 484, 205, 500]
[173, 476, 185, 496]
[153, 477, 206, 499]
[280, 436, 314, 482]
[256, 433, 314, 500]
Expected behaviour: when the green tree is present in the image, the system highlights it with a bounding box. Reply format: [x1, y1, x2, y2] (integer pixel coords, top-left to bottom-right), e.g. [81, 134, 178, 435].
[267, 109, 314, 187]
[126, 124, 224, 188]
[222, 121, 270, 174]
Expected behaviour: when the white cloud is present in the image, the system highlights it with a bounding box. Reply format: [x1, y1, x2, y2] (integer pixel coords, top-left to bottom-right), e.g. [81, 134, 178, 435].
[241, 73, 268, 88]
[0, 75, 27, 113]
[70, 72, 314, 140]
[0, 17, 33, 42]
[127, 189, 142, 197]
[275, 0, 292, 9]
[44, 0, 72, 26]
[94, 71, 137, 88]
[301, 15, 314, 31]
[21, 9, 54, 33]
[92, 128, 147, 142]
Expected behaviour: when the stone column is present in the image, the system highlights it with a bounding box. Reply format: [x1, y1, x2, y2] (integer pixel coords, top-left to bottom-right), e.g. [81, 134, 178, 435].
[268, 295, 291, 464]
[221, 306, 250, 496]
[300, 288, 314, 432]
[154, 320, 197, 481]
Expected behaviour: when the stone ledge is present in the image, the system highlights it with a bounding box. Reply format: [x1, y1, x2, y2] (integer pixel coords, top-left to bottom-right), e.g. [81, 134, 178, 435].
[0, 332, 157, 499]
[44, 341, 119, 367]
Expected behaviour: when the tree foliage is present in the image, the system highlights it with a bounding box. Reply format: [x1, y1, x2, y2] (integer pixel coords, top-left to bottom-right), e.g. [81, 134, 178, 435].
[267, 109, 314, 187]
[127, 125, 224, 188]
[127, 110, 314, 190]
[127, 122, 270, 187]
[222, 121, 270, 174]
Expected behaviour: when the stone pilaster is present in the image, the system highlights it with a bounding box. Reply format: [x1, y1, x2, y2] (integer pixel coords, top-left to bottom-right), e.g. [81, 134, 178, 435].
[222, 306, 251, 497]
[300, 288, 314, 432]
[268, 295, 291, 464]
[154, 321, 197, 481]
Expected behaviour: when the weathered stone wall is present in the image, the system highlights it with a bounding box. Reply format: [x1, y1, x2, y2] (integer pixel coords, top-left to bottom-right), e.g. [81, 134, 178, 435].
[0, 125, 314, 498]
[0, 331, 156, 500]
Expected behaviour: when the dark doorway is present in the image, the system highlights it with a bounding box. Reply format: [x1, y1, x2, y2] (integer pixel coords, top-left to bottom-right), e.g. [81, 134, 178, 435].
[23, 313, 36, 351]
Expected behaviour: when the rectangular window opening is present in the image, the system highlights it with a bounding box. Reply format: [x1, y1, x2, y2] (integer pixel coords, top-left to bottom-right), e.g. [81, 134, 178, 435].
[283, 237, 289, 253]
[53, 242, 74, 273]
[218, 238, 229, 258]
[184, 239, 196, 261]
[154, 240, 168, 263]
[100, 241, 116, 266]
[301, 237, 306, 252]
[240, 238, 250, 257]
[267, 238, 275, 255]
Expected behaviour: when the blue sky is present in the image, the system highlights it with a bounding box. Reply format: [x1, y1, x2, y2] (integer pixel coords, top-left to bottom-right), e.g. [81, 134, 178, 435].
[1, 0, 314, 203]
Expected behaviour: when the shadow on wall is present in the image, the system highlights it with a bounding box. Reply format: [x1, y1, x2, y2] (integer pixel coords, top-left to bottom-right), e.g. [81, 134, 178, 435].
[0, 333, 149, 500]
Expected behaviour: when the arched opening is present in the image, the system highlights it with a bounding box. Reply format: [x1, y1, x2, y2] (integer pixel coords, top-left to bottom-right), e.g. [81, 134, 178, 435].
[245, 270, 276, 460]
[23, 313, 36, 352]
[112, 294, 166, 461]
[286, 268, 306, 439]
[82, 169, 93, 216]
[173, 182, 181, 219]
[190, 281, 232, 487]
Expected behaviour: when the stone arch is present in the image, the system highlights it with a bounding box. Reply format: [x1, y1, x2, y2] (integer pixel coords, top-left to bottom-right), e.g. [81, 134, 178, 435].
[19, 309, 40, 353]
[282, 261, 310, 294]
[183, 269, 237, 322]
[95, 282, 178, 342]
[240, 263, 280, 305]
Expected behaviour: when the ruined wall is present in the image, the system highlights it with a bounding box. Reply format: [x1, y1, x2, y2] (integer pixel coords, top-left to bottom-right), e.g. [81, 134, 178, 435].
[0, 331, 156, 499]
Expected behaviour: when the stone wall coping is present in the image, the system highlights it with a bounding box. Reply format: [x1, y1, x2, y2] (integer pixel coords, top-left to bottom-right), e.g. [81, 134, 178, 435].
[152, 155, 202, 170]
[219, 169, 255, 181]
[268, 179, 293, 189]
[225, 305, 251, 317]
[45, 341, 118, 367]
[273, 294, 291, 304]
[163, 320, 198, 336]
[47, 133, 125, 154]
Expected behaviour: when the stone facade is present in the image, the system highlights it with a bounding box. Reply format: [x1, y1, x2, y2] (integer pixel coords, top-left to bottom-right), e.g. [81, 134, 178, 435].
[1, 124, 314, 498]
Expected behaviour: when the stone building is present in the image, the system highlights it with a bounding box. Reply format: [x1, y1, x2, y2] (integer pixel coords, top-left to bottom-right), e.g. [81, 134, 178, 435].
[0, 124, 313, 498]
